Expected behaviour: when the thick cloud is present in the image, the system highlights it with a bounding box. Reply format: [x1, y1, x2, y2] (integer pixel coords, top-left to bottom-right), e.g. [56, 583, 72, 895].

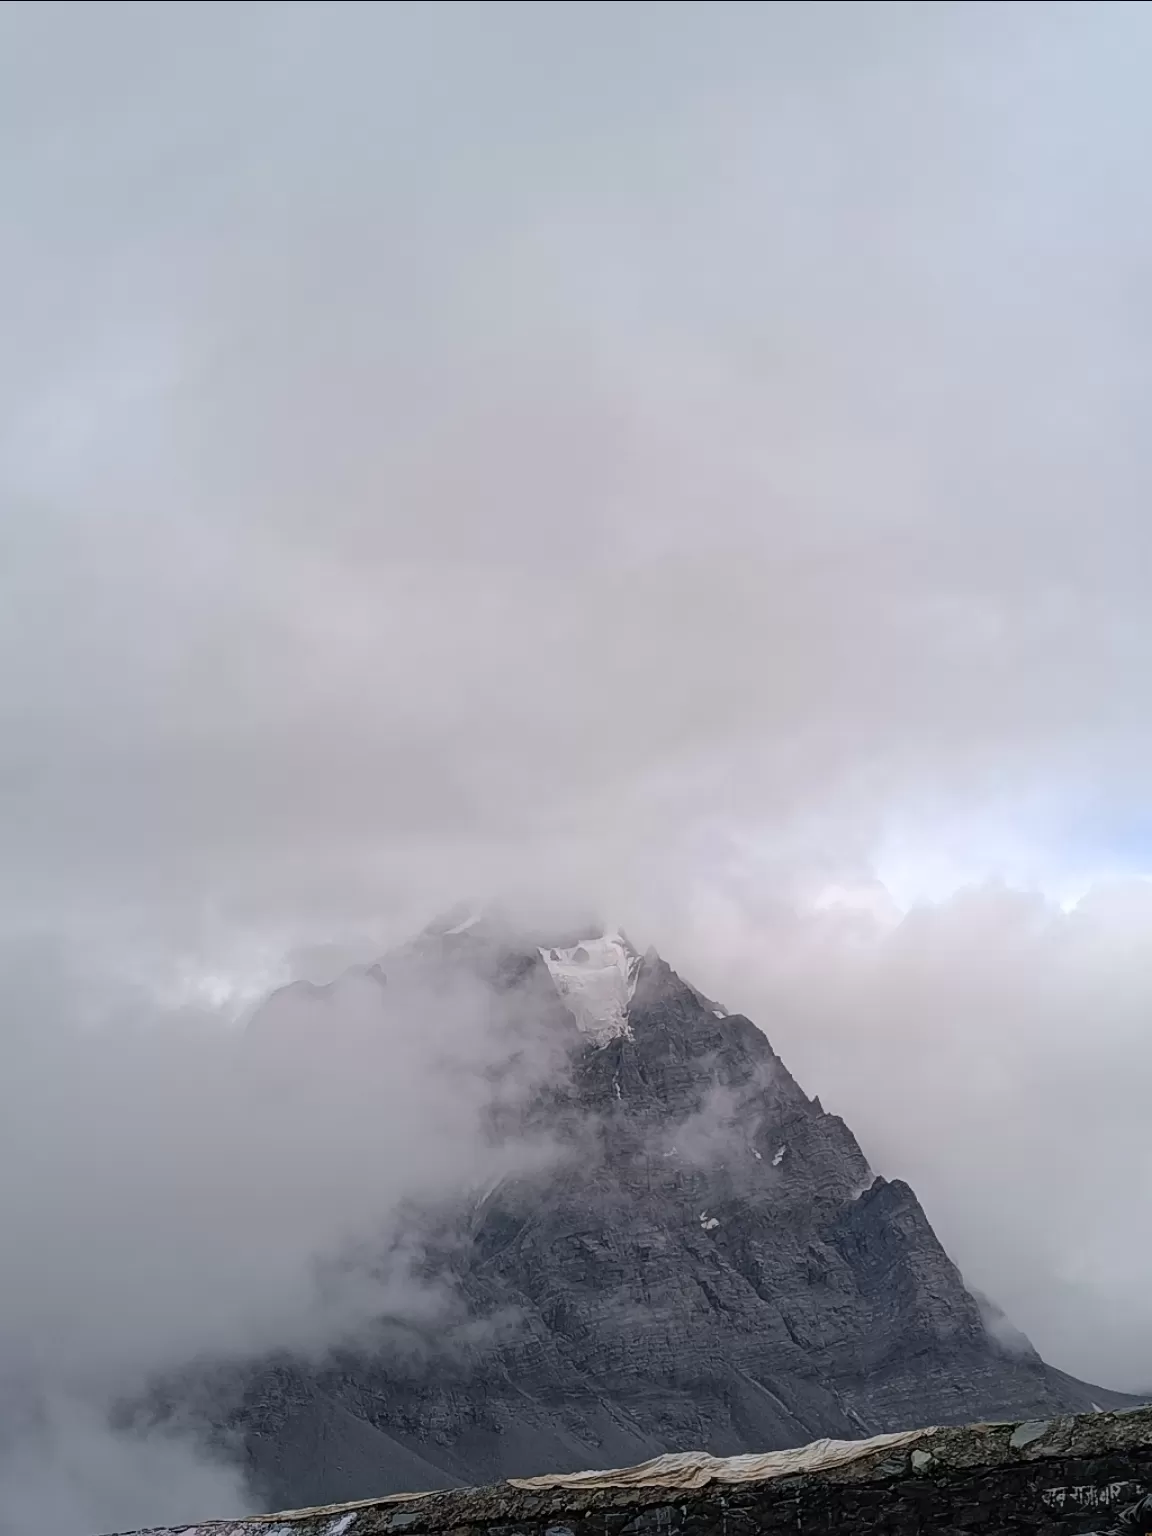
[0, 935, 569, 1531]
[4, 0, 1152, 944]
[3, 0, 1152, 1522]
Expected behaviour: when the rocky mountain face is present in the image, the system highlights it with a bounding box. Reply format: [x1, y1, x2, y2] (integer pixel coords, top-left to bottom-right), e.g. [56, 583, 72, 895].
[204, 917, 1135, 1513]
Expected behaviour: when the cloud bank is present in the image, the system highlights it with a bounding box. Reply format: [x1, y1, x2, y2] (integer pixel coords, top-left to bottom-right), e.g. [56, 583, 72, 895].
[0, 936, 567, 1531]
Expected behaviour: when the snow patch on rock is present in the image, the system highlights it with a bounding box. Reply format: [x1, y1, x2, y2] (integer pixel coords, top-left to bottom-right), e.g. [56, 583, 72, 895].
[539, 932, 641, 1044]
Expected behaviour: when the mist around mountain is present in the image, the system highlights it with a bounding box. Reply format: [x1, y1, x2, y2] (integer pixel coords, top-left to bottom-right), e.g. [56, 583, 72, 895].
[0, 910, 1141, 1535]
[148, 912, 1139, 1514]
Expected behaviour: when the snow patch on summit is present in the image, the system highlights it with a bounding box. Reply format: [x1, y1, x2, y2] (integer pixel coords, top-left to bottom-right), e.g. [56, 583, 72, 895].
[540, 932, 640, 1045]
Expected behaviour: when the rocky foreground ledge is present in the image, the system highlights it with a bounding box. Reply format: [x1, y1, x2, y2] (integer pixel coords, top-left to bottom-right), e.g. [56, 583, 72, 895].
[115, 1405, 1152, 1536]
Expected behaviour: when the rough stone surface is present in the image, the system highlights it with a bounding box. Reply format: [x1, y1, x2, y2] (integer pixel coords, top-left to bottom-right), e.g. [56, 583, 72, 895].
[112, 1406, 1152, 1536]
[174, 920, 1141, 1513]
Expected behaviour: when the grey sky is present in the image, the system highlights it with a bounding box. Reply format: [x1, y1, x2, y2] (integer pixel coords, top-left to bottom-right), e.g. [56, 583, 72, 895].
[3, 2, 1152, 1504]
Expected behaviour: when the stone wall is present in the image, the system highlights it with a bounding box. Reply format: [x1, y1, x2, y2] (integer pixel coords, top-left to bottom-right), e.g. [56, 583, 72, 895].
[117, 1406, 1152, 1536]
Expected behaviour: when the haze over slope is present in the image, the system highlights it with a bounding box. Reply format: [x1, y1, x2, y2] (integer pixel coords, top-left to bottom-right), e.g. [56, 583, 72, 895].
[209, 915, 1140, 1513]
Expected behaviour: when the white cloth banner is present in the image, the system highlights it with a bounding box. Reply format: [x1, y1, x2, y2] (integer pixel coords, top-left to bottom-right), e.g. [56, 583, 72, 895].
[507, 1429, 935, 1492]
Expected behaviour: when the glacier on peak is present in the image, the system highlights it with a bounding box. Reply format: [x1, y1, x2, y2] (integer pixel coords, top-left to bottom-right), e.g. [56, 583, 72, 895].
[538, 931, 641, 1045]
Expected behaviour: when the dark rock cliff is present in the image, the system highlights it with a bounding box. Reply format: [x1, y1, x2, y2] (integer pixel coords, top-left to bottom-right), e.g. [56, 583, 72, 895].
[198, 919, 1137, 1512]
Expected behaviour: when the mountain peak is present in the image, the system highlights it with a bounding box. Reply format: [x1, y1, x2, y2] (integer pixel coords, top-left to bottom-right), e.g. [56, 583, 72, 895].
[225, 912, 1141, 1512]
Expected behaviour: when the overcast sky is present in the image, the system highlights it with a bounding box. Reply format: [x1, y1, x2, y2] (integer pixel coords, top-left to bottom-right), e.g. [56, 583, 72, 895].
[3, 0, 1152, 1477]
